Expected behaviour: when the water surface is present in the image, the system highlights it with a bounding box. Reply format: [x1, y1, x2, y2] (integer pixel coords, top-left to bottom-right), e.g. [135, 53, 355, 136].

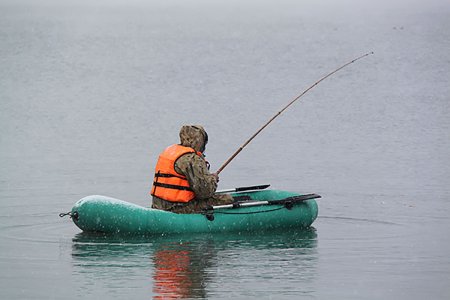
[1, 0, 449, 299]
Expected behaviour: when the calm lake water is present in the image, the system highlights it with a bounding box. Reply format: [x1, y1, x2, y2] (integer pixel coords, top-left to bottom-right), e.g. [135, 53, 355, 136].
[1, 0, 449, 299]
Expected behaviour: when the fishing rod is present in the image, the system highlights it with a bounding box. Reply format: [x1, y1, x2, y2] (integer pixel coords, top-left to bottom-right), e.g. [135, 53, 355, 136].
[216, 52, 374, 175]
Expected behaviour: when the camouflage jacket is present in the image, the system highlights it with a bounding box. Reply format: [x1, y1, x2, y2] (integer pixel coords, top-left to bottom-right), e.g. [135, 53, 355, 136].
[151, 125, 233, 213]
[174, 152, 217, 200]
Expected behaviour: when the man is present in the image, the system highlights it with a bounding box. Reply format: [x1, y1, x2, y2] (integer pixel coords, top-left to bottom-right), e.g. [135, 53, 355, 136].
[151, 125, 233, 213]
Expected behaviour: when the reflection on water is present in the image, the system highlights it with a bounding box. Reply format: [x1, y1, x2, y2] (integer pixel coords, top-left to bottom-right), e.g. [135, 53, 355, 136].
[151, 237, 216, 299]
[71, 229, 318, 299]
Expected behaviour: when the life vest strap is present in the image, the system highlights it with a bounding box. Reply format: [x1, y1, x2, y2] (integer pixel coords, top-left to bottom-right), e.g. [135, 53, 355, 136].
[154, 172, 185, 180]
[153, 182, 193, 191]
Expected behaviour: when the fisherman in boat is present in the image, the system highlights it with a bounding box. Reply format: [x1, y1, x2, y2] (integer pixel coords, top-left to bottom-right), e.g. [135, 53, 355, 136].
[151, 125, 233, 213]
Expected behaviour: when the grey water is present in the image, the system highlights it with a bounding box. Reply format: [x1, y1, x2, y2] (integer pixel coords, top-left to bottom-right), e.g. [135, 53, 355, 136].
[1, 0, 449, 299]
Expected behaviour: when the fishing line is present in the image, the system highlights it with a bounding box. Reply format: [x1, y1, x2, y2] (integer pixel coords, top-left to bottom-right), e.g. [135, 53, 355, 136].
[216, 52, 374, 174]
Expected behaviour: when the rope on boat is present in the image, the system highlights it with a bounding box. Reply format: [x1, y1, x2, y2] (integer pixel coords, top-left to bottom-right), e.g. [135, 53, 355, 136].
[59, 212, 71, 218]
[212, 207, 284, 215]
[202, 206, 286, 221]
[59, 211, 79, 221]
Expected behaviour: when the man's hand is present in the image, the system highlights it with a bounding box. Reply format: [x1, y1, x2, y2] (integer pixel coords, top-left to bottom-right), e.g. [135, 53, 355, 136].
[212, 172, 219, 183]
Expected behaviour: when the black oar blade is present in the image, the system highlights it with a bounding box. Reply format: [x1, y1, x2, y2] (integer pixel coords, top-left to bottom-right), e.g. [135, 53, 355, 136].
[267, 193, 321, 205]
[235, 184, 270, 192]
[216, 184, 271, 194]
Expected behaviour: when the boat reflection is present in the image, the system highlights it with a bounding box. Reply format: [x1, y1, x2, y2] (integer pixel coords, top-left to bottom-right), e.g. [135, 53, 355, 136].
[71, 228, 317, 299]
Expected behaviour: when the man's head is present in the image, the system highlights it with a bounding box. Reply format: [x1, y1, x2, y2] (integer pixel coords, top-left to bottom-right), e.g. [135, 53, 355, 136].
[179, 125, 208, 153]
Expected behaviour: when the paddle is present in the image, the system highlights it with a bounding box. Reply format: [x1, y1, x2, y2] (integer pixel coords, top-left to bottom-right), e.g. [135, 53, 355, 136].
[210, 193, 321, 210]
[215, 184, 270, 194]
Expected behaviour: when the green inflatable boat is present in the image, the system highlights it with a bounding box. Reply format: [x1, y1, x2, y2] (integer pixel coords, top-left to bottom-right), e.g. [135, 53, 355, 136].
[65, 189, 319, 236]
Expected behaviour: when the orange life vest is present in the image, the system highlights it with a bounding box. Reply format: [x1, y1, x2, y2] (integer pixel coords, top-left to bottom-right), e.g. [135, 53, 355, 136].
[151, 144, 202, 203]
